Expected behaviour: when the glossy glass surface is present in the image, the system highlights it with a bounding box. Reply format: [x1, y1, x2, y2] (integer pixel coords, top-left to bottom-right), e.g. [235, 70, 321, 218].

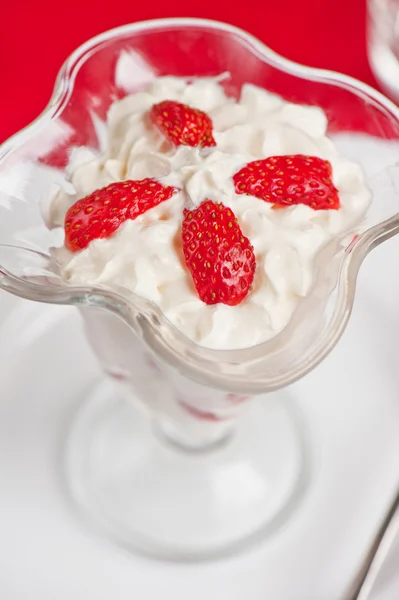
[1, 19, 399, 394]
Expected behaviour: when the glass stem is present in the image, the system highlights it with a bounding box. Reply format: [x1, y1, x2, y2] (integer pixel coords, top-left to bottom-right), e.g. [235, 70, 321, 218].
[154, 413, 238, 453]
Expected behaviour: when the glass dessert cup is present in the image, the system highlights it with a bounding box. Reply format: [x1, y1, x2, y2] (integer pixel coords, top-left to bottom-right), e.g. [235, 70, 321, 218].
[1, 18, 399, 561]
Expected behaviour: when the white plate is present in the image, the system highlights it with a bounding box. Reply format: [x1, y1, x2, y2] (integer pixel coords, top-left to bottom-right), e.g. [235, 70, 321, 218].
[1, 132, 399, 599]
[0, 231, 399, 599]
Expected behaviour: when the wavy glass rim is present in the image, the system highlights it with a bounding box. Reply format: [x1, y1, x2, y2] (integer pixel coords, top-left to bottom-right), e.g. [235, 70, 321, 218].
[1, 17, 399, 393]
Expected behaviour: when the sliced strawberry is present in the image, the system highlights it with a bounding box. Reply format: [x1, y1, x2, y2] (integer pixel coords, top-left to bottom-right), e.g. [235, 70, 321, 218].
[233, 155, 340, 210]
[226, 394, 250, 404]
[181, 200, 256, 306]
[65, 179, 178, 252]
[179, 401, 232, 422]
[149, 100, 216, 148]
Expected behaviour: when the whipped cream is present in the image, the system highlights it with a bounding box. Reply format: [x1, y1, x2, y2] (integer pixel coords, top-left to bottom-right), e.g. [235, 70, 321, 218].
[49, 77, 371, 350]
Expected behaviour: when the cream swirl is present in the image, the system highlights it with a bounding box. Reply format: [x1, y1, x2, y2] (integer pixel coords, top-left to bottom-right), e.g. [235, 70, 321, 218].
[48, 77, 371, 350]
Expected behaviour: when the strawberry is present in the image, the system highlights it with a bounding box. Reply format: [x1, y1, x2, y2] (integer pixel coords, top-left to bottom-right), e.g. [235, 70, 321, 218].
[179, 401, 231, 422]
[233, 155, 340, 210]
[181, 200, 256, 306]
[149, 100, 216, 148]
[65, 179, 177, 252]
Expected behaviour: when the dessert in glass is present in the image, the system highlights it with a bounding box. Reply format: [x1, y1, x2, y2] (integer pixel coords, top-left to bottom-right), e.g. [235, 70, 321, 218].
[0, 18, 399, 561]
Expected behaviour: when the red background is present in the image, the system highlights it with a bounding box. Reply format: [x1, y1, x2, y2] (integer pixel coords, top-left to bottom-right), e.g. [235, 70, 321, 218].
[0, 0, 378, 144]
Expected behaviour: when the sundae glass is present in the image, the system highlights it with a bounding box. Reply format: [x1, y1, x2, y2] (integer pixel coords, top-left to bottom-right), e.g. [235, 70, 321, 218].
[1, 18, 399, 561]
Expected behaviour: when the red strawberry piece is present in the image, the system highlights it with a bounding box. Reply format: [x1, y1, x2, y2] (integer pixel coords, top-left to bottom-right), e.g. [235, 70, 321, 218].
[181, 200, 256, 306]
[226, 394, 250, 404]
[179, 401, 232, 422]
[65, 179, 178, 252]
[233, 155, 340, 210]
[149, 100, 216, 148]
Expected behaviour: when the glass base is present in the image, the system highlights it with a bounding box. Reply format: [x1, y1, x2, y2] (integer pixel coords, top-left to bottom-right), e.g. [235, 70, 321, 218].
[64, 382, 311, 561]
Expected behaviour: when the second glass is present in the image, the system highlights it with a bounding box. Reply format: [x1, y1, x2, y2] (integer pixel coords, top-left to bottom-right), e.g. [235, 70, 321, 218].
[368, 0, 399, 100]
